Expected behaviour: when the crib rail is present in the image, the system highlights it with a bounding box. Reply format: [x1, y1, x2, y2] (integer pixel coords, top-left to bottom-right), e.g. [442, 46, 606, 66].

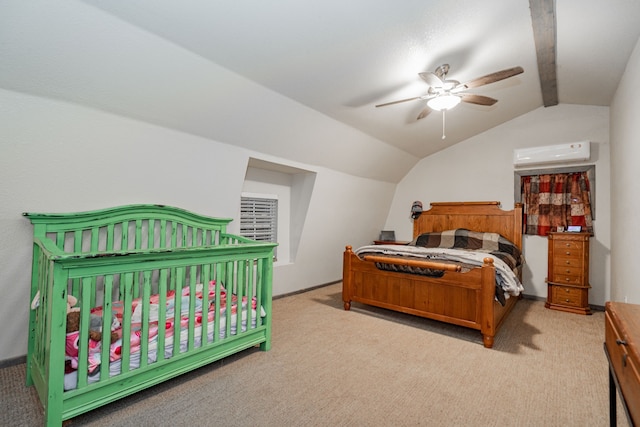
[24, 204, 233, 254]
[24, 205, 276, 426]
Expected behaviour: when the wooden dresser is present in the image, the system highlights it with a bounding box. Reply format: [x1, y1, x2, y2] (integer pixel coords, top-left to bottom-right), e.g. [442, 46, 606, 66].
[545, 232, 591, 314]
[604, 301, 640, 426]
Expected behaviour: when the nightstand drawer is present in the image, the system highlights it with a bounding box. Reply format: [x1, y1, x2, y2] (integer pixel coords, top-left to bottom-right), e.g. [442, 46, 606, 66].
[553, 257, 583, 269]
[551, 286, 582, 307]
[552, 248, 582, 260]
[551, 273, 583, 286]
[551, 264, 583, 276]
[552, 239, 584, 252]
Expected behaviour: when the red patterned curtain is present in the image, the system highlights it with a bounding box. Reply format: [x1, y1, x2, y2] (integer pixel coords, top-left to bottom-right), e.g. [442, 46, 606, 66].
[521, 172, 593, 236]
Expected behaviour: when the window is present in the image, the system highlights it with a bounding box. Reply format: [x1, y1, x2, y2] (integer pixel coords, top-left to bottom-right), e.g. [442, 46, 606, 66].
[242, 158, 317, 264]
[240, 195, 278, 256]
[515, 166, 595, 236]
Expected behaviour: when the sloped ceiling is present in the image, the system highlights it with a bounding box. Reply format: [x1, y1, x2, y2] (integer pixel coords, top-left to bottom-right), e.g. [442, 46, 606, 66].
[1, 1, 640, 182]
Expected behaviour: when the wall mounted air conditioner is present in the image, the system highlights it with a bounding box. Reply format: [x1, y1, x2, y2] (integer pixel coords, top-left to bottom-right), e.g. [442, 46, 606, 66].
[513, 142, 590, 167]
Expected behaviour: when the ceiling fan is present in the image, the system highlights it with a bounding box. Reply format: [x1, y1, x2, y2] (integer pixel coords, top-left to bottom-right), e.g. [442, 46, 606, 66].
[376, 64, 524, 138]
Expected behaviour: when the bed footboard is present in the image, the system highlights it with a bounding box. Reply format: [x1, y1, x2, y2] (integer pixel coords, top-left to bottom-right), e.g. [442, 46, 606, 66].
[343, 245, 512, 348]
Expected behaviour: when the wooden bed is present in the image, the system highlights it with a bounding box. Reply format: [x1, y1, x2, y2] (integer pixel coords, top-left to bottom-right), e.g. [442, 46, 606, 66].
[342, 201, 523, 348]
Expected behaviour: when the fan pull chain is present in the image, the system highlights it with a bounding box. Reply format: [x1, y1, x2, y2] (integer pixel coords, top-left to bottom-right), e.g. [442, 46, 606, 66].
[441, 110, 446, 139]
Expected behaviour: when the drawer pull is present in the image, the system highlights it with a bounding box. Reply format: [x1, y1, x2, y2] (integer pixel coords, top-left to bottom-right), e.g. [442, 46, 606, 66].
[565, 299, 570, 302]
[616, 339, 628, 346]
[565, 243, 571, 247]
[565, 260, 571, 265]
[565, 269, 571, 273]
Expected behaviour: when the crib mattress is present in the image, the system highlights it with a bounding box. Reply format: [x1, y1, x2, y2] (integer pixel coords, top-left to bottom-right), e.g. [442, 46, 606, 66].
[64, 309, 259, 390]
[64, 281, 264, 391]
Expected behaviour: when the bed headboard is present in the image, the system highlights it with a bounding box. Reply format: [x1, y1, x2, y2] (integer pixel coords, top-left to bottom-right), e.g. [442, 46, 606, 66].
[412, 201, 523, 249]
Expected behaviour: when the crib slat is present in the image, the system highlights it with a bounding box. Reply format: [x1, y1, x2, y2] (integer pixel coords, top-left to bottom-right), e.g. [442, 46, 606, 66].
[134, 219, 142, 250]
[256, 258, 264, 328]
[201, 266, 211, 345]
[237, 260, 246, 332]
[89, 277, 97, 308]
[55, 231, 65, 250]
[170, 221, 177, 248]
[182, 225, 188, 247]
[172, 267, 184, 355]
[186, 267, 197, 352]
[213, 264, 223, 343]
[160, 220, 167, 248]
[139, 270, 151, 369]
[248, 259, 255, 329]
[99, 276, 114, 382]
[121, 221, 129, 251]
[148, 219, 155, 249]
[90, 228, 99, 252]
[120, 272, 134, 374]
[75, 278, 93, 389]
[260, 255, 274, 351]
[157, 269, 168, 360]
[106, 223, 114, 252]
[132, 268, 141, 300]
[74, 230, 82, 253]
[225, 261, 233, 338]
[89, 227, 99, 308]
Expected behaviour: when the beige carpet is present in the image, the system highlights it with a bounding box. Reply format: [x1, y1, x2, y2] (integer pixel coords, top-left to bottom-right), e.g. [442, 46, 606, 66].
[0, 283, 630, 426]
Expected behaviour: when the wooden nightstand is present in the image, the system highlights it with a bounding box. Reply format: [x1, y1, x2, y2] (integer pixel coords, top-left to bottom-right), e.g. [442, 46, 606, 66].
[545, 232, 591, 315]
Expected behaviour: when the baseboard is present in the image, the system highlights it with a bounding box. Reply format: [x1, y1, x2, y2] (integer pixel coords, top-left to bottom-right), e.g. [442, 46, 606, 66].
[521, 293, 545, 302]
[0, 355, 26, 369]
[521, 293, 604, 312]
[273, 280, 341, 300]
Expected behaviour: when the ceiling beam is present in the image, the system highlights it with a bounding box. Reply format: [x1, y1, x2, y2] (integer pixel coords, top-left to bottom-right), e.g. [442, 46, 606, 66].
[529, 0, 558, 107]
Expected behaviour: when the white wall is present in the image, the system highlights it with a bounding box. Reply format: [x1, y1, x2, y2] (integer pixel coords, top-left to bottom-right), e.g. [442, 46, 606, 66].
[0, 89, 396, 361]
[610, 36, 640, 304]
[0, 0, 418, 184]
[384, 104, 611, 304]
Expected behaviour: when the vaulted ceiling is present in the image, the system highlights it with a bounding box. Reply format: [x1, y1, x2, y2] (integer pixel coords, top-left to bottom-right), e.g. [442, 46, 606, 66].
[2, 0, 640, 179]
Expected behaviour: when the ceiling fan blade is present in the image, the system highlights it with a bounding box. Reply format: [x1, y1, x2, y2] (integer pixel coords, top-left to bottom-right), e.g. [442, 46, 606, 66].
[460, 93, 498, 106]
[419, 72, 443, 88]
[460, 66, 524, 89]
[375, 96, 422, 107]
[416, 107, 431, 120]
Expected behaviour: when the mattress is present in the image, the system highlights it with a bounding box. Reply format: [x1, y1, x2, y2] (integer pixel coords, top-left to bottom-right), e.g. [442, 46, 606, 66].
[64, 281, 264, 391]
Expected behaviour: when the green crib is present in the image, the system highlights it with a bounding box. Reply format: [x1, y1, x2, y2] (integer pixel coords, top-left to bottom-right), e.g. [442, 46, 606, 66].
[23, 205, 276, 426]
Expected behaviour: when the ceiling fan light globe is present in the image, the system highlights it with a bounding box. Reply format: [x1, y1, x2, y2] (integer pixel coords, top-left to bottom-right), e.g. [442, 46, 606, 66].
[427, 94, 461, 111]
